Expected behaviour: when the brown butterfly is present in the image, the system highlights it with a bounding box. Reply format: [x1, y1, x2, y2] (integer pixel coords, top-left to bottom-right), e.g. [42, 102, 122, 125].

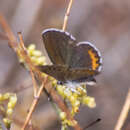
[38, 28, 102, 87]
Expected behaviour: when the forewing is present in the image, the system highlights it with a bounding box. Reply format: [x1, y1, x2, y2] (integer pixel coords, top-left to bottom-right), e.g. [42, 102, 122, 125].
[42, 28, 76, 65]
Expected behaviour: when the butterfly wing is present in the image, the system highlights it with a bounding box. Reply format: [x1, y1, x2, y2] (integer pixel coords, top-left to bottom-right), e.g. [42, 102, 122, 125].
[67, 42, 102, 73]
[42, 28, 76, 65]
[38, 65, 98, 82]
[38, 65, 68, 82]
[42, 28, 102, 73]
[41, 28, 102, 84]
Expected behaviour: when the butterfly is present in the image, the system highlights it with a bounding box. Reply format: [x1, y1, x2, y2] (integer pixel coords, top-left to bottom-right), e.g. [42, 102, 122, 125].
[38, 28, 102, 87]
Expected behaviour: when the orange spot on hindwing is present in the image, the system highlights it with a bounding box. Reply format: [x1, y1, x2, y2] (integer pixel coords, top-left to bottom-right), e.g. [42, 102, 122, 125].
[88, 49, 99, 70]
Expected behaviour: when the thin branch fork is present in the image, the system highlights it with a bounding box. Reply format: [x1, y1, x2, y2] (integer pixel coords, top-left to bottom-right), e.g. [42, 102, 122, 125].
[0, 0, 81, 128]
[18, 33, 82, 130]
[21, 78, 48, 130]
[18, 32, 38, 96]
[0, 14, 82, 130]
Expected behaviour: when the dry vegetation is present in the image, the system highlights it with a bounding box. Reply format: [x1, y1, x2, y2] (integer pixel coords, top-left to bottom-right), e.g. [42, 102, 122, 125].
[0, 0, 130, 130]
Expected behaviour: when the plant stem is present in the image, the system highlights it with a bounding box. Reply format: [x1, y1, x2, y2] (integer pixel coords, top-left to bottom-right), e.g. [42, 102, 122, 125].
[62, 0, 74, 31]
[114, 89, 130, 130]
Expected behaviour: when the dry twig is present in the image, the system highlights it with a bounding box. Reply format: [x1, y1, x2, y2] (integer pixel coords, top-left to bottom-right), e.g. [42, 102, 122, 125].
[62, 0, 74, 31]
[0, 13, 17, 51]
[21, 78, 48, 130]
[18, 32, 38, 96]
[114, 89, 130, 130]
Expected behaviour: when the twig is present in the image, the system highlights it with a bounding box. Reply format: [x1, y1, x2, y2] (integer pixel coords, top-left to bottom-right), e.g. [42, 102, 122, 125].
[114, 89, 130, 130]
[0, 13, 48, 130]
[29, 69, 38, 96]
[62, 0, 74, 31]
[17, 33, 49, 129]
[0, 13, 17, 51]
[18, 32, 38, 96]
[21, 77, 48, 130]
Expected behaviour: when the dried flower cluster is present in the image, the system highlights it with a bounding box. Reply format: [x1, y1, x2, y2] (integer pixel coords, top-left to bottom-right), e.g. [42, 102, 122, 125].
[0, 93, 17, 128]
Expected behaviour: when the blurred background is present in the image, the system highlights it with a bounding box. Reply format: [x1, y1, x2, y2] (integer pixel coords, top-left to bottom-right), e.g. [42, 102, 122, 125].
[0, 0, 130, 130]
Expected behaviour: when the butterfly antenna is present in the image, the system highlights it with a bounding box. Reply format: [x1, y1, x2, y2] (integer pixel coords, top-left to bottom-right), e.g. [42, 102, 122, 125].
[83, 118, 101, 130]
